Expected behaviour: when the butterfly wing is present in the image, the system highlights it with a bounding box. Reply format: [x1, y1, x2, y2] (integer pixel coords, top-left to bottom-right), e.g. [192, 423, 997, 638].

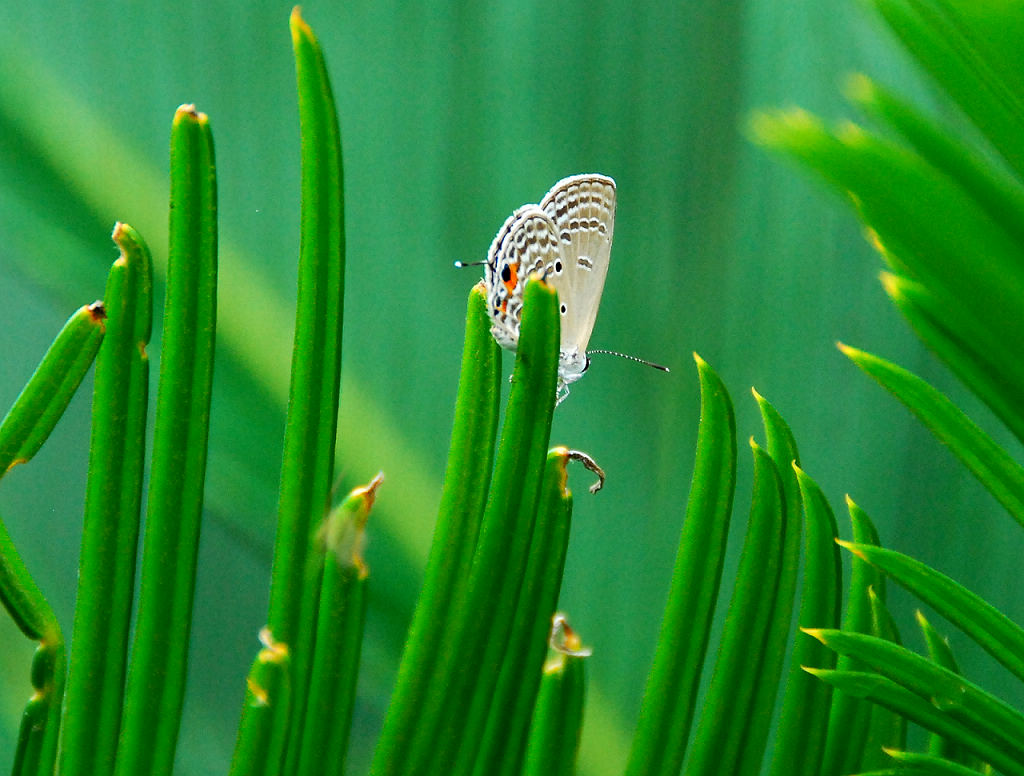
[539, 174, 616, 371]
[484, 204, 562, 351]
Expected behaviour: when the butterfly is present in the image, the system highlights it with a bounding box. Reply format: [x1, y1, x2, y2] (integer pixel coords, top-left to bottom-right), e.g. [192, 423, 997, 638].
[459, 174, 667, 404]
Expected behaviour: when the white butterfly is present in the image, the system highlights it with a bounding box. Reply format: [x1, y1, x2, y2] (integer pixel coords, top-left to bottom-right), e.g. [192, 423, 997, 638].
[460, 174, 666, 404]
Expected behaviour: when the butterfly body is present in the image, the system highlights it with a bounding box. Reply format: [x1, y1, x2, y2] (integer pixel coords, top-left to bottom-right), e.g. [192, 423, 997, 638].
[483, 174, 616, 403]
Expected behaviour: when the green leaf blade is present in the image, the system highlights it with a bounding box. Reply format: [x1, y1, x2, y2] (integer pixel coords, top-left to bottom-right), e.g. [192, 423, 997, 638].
[625, 354, 737, 776]
[61, 223, 153, 776]
[115, 105, 218, 776]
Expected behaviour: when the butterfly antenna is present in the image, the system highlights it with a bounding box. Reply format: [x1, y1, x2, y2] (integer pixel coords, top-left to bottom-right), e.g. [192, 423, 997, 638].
[453, 260, 487, 268]
[587, 349, 670, 372]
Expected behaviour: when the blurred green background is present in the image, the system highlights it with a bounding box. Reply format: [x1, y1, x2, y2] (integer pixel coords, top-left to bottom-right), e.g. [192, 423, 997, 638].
[1, 2, 1022, 774]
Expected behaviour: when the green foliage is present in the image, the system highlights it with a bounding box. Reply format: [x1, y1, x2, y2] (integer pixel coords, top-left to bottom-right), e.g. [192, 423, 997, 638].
[2, 1, 1024, 775]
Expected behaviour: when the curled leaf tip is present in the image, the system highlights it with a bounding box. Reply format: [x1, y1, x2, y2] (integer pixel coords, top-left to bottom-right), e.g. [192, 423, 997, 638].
[567, 448, 605, 494]
[692, 351, 705, 366]
[751, 386, 764, 401]
[175, 103, 199, 119]
[844, 493, 855, 506]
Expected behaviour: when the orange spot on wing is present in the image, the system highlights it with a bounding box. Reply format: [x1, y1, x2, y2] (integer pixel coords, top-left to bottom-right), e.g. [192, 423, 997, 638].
[503, 262, 519, 294]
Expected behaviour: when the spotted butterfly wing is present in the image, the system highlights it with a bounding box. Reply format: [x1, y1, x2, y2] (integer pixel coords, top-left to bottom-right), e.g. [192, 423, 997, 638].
[484, 205, 562, 351]
[539, 174, 616, 384]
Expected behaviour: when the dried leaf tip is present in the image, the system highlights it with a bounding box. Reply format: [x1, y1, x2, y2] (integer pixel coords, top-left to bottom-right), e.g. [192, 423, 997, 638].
[566, 449, 605, 494]
[352, 471, 385, 510]
[257, 626, 289, 663]
[549, 613, 591, 658]
[87, 300, 107, 322]
[290, 6, 313, 40]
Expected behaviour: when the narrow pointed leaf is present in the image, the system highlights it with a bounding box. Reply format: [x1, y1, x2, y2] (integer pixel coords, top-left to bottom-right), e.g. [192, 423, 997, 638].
[840, 541, 1024, 683]
[474, 448, 574, 776]
[686, 440, 785, 776]
[881, 272, 1024, 443]
[522, 627, 588, 776]
[625, 354, 737, 776]
[734, 391, 802, 773]
[769, 466, 841, 776]
[370, 285, 500, 774]
[810, 629, 1024, 762]
[809, 669, 1024, 776]
[841, 343, 1024, 528]
[295, 474, 379, 776]
[866, 0, 1024, 180]
[0, 303, 106, 478]
[392, 274, 559, 776]
[822, 498, 885, 775]
[62, 223, 153, 776]
[116, 105, 217, 775]
[276, 11, 348, 771]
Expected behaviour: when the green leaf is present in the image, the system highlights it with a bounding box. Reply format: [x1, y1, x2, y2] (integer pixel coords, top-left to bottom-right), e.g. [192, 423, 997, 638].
[847, 74, 1024, 248]
[522, 619, 589, 776]
[862, 585, 908, 763]
[880, 272, 1024, 443]
[12, 641, 64, 776]
[917, 612, 980, 769]
[769, 467, 841, 776]
[272, 10, 349, 773]
[866, 0, 1024, 180]
[61, 223, 153, 776]
[809, 670, 1024, 776]
[116, 104, 218, 776]
[871, 748, 996, 776]
[841, 343, 1024, 528]
[0, 303, 106, 478]
[294, 475, 379, 776]
[733, 392, 802, 773]
[625, 354, 737, 776]
[810, 629, 1024, 762]
[387, 274, 560, 776]
[686, 440, 785, 776]
[229, 631, 291, 776]
[751, 110, 1024, 386]
[840, 541, 1024, 683]
[370, 284, 500, 774]
[473, 448, 574, 776]
[822, 498, 885, 775]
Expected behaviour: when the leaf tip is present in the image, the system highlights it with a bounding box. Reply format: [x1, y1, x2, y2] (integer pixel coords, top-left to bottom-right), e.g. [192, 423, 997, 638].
[800, 627, 828, 644]
[87, 300, 107, 323]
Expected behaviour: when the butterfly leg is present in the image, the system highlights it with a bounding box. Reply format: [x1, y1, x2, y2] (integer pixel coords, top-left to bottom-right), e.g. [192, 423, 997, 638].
[555, 380, 570, 406]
